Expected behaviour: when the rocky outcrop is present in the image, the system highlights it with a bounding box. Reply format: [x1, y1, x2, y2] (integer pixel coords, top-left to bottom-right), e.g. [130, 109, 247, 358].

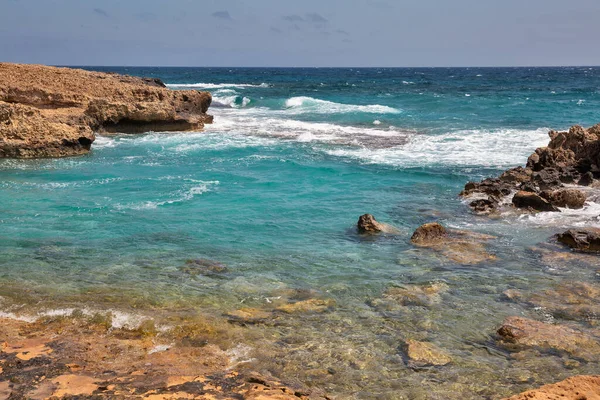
[556, 229, 600, 253]
[502, 375, 600, 400]
[357, 214, 399, 234]
[461, 124, 600, 214]
[0, 63, 212, 158]
[410, 222, 447, 244]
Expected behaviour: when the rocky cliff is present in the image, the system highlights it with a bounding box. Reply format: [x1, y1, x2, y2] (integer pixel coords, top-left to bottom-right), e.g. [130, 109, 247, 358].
[0, 63, 212, 158]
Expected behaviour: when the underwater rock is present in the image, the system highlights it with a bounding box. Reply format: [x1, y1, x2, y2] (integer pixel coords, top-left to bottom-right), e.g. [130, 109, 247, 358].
[512, 190, 558, 212]
[375, 282, 449, 308]
[541, 188, 586, 209]
[181, 259, 228, 275]
[496, 316, 600, 361]
[275, 298, 335, 314]
[356, 214, 399, 234]
[501, 282, 600, 323]
[0, 63, 212, 158]
[556, 229, 600, 253]
[402, 339, 452, 367]
[225, 308, 272, 324]
[410, 223, 496, 264]
[501, 375, 600, 400]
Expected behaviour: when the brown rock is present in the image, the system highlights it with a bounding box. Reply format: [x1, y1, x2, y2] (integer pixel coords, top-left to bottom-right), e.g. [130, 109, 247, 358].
[225, 308, 272, 324]
[276, 299, 335, 314]
[512, 191, 558, 212]
[502, 375, 600, 400]
[0, 63, 213, 158]
[542, 188, 586, 209]
[181, 259, 228, 275]
[499, 167, 533, 183]
[410, 222, 447, 244]
[380, 282, 449, 307]
[497, 316, 600, 361]
[403, 339, 452, 367]
[557, 229, 600, 253]
[357, 214, 399, 234]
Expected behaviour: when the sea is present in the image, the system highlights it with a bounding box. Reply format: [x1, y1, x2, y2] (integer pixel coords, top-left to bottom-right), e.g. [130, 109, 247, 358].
[1, 67, 600, 399]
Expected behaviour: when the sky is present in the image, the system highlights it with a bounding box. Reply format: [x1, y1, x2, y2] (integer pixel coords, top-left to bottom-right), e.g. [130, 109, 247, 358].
[1, 0, 599, 67]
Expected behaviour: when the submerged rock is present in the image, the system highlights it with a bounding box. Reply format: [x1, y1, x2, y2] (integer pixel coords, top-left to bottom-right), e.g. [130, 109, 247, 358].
[410, 222, 496, 264]
[0, 63, 213, 158]
[356, 214, 399, 234]
[374, 282, 449, 308]
[556, 229, 600, 253]
[512, 191, 558, 212]
[275, 298, 335, 314]
[496, 316, 600, 361]
[181, 259, 228, 275]
[225, 308, 272, 324]
[502, 375, 600, 400]
[402, 339, 452, 367]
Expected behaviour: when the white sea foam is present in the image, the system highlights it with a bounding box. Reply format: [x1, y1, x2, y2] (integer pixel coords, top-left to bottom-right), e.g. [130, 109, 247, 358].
[284, 96, 401, 114]
[518, 201, 600, 229]
[323, 127, 550, 168]
[166, 82, 269, 89]
[115, 181, 219, 210]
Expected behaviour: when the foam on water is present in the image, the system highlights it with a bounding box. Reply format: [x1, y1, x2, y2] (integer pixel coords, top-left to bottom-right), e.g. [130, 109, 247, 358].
[284, 96, 401, 114]
[166, 82, 269, 89]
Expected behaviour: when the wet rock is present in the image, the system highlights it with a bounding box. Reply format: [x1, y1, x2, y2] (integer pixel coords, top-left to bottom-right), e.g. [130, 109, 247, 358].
[378, 282, 449, 308]
[469, 198, 499, 214]
[579, 171, 594, 186]
[532, 168, 562, 190]
[501, 375, 600, 400]
[357, 214, 399, 234]
[181, 259, 228, 275]
[402, 339, 452, 367]
[275, 299, 335, 314]
[411, 223, 496, 264]
[512, 191, 558, 212]
[556, 229, 600, 253]
[410, 223, 447, 244]
[541, 188, 586, 209]
[499, 167, 533, 183]
[225, 308, 272, 324]
[496, 316, 600, 361]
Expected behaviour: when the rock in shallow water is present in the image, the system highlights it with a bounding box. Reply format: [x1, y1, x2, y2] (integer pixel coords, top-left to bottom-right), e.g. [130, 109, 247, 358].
[496, 316, 600, 361]
[501, 375, 600, 400]
[512, 191, 558, 212]
[556, 229, 600, 253]
[402, 339, 452, 367]
[356, 214, 399, 234]
[542, 188, 587, 209]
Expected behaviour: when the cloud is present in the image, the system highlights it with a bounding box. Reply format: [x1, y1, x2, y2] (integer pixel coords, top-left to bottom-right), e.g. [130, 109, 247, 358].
[305, 13, 328, 23]
[212, 11, 232, 20]
[93, 8, 109, 18]
[134, 12, 157, 22]
[283, 15, 304, 22]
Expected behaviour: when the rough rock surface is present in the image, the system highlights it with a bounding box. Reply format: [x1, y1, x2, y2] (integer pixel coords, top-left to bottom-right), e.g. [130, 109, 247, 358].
[0, 63, 212, 158]
[512, 191, 558, 212]
[0, 316, 327, 399]
[461, 124, 600, 214]
[402, 340, 452, 367]
[502, 375, 600, 400]
[357, 214, 399, 234]
[410, 222, 496, 264]
[496, 316, 600, 361]
[556, 229, 600, 253]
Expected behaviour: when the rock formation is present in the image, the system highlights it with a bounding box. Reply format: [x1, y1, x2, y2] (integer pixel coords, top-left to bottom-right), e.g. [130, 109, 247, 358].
[0, 63, 212, 158]
[357, 214, 399, 234]
[556, 228, 600, 253]
[461, 124, 600, 214]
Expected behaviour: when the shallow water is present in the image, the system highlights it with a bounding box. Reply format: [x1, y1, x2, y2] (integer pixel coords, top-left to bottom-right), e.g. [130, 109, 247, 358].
[1, 67, 600, 398]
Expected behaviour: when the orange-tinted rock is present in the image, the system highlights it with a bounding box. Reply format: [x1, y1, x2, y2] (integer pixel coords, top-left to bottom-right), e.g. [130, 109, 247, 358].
[557, 229, 600, 253]
[0, 63, 212, 158]
[357, 214, 399, 234]
[502, 375, 600, 400]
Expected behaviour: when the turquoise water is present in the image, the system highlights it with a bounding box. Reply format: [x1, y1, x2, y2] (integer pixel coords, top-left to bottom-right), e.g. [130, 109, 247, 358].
[1, 67, 600, 398]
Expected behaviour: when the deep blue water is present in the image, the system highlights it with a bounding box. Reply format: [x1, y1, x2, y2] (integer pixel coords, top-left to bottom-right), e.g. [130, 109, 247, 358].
[1, 67, 600, 398]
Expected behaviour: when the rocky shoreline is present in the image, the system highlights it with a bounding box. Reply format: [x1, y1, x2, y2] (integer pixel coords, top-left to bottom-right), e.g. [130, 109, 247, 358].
[0, 63, 212, 158]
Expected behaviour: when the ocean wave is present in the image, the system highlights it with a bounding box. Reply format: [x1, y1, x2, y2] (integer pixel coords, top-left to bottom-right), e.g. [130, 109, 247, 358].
[166, 82, 269, 89]
[212, 94, 252, 108]
[283, 96, 401, 114]
[322, 127, 550, 168]
[114, 180, 219, 210]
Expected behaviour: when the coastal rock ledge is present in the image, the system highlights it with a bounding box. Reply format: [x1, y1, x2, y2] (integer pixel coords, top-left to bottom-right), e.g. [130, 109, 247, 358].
[0, 63, 212, 158]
